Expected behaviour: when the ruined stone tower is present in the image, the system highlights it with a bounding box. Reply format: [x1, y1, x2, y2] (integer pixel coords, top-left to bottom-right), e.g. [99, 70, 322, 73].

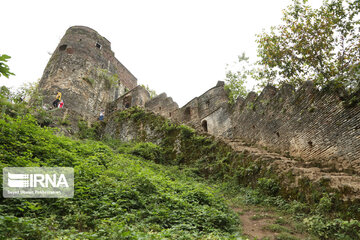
[39, 26, 137, 119]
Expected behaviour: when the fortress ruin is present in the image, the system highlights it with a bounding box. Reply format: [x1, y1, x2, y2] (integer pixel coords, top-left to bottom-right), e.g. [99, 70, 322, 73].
[40, 26, 360, 177]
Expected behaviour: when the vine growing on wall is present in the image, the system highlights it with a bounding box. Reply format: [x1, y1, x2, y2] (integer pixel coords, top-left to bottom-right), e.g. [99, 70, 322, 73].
[96, 68, 119, 89]
[82, 68, 119, 89]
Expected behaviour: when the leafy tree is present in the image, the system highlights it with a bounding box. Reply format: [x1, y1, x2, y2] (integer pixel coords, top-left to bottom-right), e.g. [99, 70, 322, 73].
[0, 54, 14, 78]
[18, 79, 43, 107]
[0, 86, 11, 99]
[255, 0, 360, 91]
[224, 53, 250, 104]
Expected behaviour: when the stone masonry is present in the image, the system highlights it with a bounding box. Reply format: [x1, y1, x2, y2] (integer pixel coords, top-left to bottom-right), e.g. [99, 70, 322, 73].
[39, 26, 360, 177]
[39, 26, 137, 120]
[231, 82, 360, 174]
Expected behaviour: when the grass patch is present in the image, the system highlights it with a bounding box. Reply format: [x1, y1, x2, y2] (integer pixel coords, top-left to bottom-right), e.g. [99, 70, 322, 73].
[250, 213, 272, 221]
[263, 223, 291, 233]
[275, 217, 288, 225]
[276, 233, 301, 240]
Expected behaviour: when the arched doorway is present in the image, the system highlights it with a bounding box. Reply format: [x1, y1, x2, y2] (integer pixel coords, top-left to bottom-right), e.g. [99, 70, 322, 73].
[201, 120, 208, 132]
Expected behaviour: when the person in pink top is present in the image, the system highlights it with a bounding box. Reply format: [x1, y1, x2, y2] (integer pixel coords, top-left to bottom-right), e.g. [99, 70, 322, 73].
[58, 100, 64, 108]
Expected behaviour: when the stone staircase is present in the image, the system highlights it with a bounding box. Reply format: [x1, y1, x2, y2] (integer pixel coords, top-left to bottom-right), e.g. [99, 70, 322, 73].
[220, 137, 360, 202]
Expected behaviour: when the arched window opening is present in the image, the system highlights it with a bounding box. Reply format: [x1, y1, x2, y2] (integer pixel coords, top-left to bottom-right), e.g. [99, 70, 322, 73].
[59, 44, 67, 51]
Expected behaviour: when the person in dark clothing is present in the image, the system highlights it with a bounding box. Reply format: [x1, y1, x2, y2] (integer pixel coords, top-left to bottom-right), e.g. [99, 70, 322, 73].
[52, 92, 61, 108]
[99, 110, 105, 121]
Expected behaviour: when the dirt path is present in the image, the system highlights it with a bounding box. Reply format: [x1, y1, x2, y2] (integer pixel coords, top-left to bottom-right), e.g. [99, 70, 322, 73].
[232, 206, 312, 240]
[236, 207, 276, 239]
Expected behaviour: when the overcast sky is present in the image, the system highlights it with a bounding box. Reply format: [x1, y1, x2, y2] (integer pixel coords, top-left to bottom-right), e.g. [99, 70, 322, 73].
[1, 0, 323, 107]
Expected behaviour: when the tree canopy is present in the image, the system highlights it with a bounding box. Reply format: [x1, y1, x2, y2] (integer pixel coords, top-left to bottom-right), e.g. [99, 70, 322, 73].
[224, 53, 250, 104]
[255, 0, 360, 91]
[0, 54, 14, 78]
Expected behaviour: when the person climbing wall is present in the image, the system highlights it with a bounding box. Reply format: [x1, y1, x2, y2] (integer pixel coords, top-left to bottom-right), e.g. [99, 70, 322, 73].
[53, 92, 62, 108]
[99, 109, 105, 121]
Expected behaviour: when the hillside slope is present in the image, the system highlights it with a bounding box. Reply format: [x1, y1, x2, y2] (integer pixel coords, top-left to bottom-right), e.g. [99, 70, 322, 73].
[1, 98, 360, 239]
[0, 112, 241, 239]
[103, 107, 360, 216]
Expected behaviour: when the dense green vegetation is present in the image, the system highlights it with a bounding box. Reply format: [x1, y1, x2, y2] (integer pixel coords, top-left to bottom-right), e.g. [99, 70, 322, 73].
[224, 186, 360, 240]
[0, 112, 242, 239]
[106, 107, 360, 240]
[1, 90, 360, 239]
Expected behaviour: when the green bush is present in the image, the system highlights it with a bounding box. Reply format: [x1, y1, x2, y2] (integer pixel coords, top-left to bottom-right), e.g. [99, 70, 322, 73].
[303, 215, 360, 240]
[128, 142, 165, 163]
[257, 178, 280, 196]
[0, 215, 45, 239]
[316, 194, 333, 215]
[77, 120, 102, 140]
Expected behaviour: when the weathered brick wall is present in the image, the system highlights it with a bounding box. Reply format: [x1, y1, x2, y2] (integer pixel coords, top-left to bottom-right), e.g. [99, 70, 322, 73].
[202, 106, 232, 136]
[172, 81, 230, 134]
[172, 97, 199, 125]
[107, 85, 150, 114]
[231, 82, 360, 174]
[111, 58, 137, 91]
[145, 93, 179, 118]
[196, 81, 229, 120]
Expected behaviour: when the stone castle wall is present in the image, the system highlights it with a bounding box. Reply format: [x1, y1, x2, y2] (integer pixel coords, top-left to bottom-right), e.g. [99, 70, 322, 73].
[107, 85, 150, 114]
[39, 26, 360, 175]
[171, 81, 231, 135]
[165, 80, 360, 174]
[231, 82, 360, 174]
[145, 93, 179, 118]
